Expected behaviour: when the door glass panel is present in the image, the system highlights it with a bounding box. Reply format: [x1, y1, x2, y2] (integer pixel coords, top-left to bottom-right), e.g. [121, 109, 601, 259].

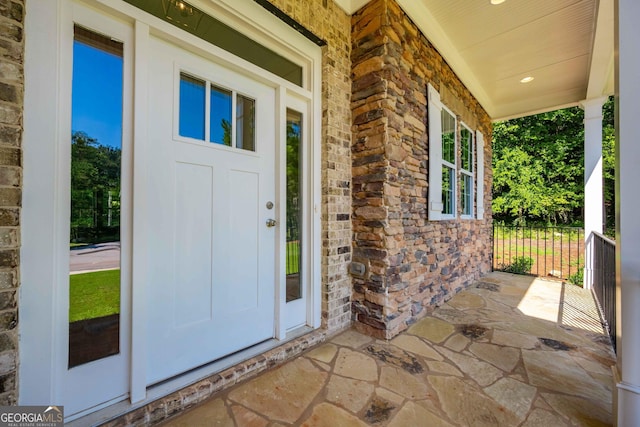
[179, 72, 205, 140]
[286, 109, 302, 302]
[210, 85, 232, 146]
[236, 95, 255, 151]
[69, 26, 123, 368]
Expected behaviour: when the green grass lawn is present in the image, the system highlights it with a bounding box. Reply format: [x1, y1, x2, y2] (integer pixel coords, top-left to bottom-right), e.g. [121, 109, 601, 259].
[69, 269, 120, 322]
[70, 244, 300, 322]
[286, 241, 300, 275]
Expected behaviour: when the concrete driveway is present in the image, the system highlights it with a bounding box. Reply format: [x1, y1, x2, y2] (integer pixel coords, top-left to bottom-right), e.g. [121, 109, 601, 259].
[70, 242, 120, 273]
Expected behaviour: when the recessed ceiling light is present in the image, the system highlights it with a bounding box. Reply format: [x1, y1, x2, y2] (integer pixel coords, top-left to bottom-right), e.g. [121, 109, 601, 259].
[491, 0, 506, 4]
[520, 76, 534, 83]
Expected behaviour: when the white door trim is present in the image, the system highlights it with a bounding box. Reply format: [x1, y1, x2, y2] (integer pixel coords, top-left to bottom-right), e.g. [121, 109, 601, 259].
[22, 0, 134, 418]
[280, 94, 314, 332]
[21, 0, 323, 418]
[130, 19, 150, 405]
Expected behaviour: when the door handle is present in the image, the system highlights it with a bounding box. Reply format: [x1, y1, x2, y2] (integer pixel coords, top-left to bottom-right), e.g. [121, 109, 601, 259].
[266, 219, 277, 228]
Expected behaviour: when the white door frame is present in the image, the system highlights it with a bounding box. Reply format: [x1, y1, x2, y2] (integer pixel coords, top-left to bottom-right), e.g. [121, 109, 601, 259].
[22, 0, 134, 417]
[279, 93, 314, 332]
[21, 0, 322, 418]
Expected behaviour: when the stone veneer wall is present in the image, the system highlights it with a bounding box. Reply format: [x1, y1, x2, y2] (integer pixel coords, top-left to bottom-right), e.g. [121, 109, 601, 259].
[0, 0, 23, 405]
[265, 0, 353, 331]
[351, 0, 493, 339]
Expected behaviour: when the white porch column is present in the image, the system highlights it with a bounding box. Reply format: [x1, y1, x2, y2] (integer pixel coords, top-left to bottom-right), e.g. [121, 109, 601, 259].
[580, 97, 606, 289]
[614, 0, 640, 425]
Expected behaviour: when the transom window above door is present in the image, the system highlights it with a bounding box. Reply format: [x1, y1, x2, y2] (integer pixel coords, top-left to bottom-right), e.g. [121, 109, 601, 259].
[178, 71, 256, 151]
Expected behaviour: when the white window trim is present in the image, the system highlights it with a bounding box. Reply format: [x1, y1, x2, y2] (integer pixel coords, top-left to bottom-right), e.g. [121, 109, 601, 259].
[460, 122, 474, 219]
[427, 83, 456, 220]
[476, 130, 485, 219]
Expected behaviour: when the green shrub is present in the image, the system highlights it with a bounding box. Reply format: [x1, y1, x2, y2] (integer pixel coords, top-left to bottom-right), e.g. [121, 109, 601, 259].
[567, 268, 584, 287]
[503, 256, 534, 274]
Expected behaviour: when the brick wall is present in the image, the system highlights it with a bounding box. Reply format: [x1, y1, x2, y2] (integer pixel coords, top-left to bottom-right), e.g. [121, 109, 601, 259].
[351, 0, 493, 339]
[265, 0, 353, 332]
[0, 0, 23, 405]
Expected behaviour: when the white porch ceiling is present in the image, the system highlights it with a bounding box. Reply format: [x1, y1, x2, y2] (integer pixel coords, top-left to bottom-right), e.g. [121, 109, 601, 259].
[335, 0, 614, 121]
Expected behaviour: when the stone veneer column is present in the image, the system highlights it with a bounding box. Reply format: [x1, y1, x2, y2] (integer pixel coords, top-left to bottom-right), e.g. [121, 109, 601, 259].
[265, 0, 353, 331]
[0, 0, 23, 405]
[351, 0, 493, 340]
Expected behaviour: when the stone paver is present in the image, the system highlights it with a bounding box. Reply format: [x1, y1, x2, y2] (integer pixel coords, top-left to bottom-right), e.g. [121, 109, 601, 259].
[426, 360, 463, 377]
[492, 329, 539, 349]
[229, 406, 267, 427]
[522, 409, 570, 426]
[334, 348, 378, 381]
[330, 329, 372, 349]
[326, 375, 374, 413]
[306, 343, 338, 364]
[469, 342, 520, 372]
[408, 317, 455, 343]
[447, 291, 485, 310]
[390, 334, 443, 360]
[523, 349, 610, 402]
[542, 393, 612, 426]
[379, 366, 430, 399]
[387, 401, 454, 427]
[484, 377, 537, 423]
[429, 375, 522, 426]
[444, 333, 469, 352]
[436, 346, 503, 386]
[161, 273, 615, 427]
[164, 398, 233, 427]
[227, 357, 326, 424]
[300, 403, 368, 427]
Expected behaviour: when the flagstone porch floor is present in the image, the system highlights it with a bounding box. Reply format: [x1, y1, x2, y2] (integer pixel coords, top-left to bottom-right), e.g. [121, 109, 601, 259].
[160, 272, 615, 427]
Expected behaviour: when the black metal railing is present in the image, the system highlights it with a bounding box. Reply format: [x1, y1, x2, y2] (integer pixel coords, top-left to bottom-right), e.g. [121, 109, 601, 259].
[493, 224, 584, 282]
[586, 232, 617, 352]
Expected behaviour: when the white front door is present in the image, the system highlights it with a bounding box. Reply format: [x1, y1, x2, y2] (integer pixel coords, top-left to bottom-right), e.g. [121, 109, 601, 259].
[145, 35, 277, 384]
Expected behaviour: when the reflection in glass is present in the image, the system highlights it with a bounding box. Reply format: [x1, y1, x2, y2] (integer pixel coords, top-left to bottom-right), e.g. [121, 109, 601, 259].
[460, 127, 473, 216]
[461, 127, 472, 171]
[441, 109, 456, 164]
[236, 95, 255, 151]
[286, 110, 302, 302]
[462, 174, 472, 216]
[442, 166, 455, 216]
[179, 73, 205, 140]
[210, 85, 232, 146]
[69, 26, 123, 368]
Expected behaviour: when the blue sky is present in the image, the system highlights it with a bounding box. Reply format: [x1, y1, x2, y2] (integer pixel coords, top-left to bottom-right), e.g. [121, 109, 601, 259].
[71, 41, 123, 149]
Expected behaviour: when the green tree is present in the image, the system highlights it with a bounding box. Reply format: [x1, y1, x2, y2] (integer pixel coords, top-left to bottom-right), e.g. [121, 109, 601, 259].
[286, 122, 301, 241]
[492, 147, 546, 225]
[492, 108, 585, 225]
[602, 98, 615, 235]
[71, 131, 122, 243]
[492, 97, 615, 227]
